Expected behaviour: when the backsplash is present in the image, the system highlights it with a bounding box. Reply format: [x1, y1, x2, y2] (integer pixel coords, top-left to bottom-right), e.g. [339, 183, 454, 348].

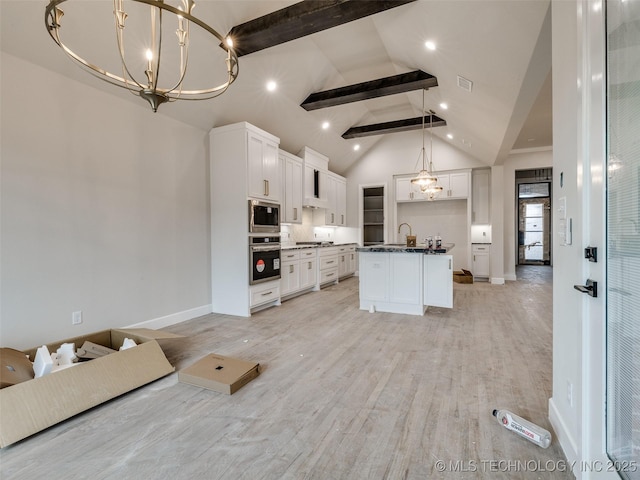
[281, 209, 358, 246]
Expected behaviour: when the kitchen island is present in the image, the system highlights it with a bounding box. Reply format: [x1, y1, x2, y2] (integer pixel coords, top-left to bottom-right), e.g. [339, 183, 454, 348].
[357, 244, 454, 315]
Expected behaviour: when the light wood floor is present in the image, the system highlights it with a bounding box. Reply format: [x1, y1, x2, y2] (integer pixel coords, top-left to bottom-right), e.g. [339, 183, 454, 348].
[1, 266, 572, 479]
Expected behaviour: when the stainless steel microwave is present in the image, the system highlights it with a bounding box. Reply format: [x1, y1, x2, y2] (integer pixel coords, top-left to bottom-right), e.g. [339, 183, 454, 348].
[248, 200, 280, 233]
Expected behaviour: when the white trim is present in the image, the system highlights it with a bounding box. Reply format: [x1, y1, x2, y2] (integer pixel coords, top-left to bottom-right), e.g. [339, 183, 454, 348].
[549, 398, 579, 473]
[509, 146, 553, 155]
[125, 305, 212, 330]
[504, 273, 517, 282]
[490, 277, 505, 285]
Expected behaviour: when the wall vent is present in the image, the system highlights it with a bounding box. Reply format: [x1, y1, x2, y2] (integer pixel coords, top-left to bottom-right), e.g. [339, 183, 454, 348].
[457, 75, 473, 92]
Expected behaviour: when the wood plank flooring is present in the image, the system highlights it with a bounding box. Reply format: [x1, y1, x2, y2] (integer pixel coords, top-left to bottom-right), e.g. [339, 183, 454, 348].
[0, 266, 573, 479]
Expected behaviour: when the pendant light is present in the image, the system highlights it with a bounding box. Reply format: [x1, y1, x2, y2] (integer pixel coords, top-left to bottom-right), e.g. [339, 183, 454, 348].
[410, 89, 443, 200]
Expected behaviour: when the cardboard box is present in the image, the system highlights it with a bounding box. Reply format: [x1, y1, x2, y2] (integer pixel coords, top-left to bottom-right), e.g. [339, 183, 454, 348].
[0, 328, 182, 448]
[453, 269, 474, 284]
[178, 353, 260, 395]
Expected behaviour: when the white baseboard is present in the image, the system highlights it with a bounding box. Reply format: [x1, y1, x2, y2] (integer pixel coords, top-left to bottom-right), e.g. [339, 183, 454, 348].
[549, 397, 579, 475]
[126, 304, 212, 330]
[490, 277, 505, 285]
[504, 273, 517, 281]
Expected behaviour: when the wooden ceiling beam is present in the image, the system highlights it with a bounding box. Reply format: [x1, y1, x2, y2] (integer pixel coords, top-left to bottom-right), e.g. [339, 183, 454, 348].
[342, 114, 446, 139]
[227, 0, 417, 57]
[300, 70, 438, 111]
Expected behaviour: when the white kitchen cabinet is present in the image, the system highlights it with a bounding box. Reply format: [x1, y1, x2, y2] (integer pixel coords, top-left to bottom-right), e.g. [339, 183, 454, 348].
[390, 253, 422, 305]
[247, 130, 280, 202]
[396, 176, 422, 202]
[472, 169, 491, 224]
[472, 244, 491, 278]
[210, 122, 281, 317]
[423, 254, 453, 308]
[280, 150, 303, 224]
[299, 249, 318, 290]
[323, 172, 347, 226]
[437, 171, 470, 199]
[318, 246, 339, 287]
[359, 252, 389, 304]
[335, 175, 347, 226]
[280, 250, 300, 297]
[299, 146, 329, 209]
[337, 244, 355, 278]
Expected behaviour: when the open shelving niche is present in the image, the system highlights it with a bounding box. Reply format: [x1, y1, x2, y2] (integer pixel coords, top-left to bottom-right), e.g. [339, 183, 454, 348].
[362, 186, 385, 246]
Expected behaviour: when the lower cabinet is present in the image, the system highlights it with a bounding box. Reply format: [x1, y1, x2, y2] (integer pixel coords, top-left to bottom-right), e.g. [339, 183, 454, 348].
[337, 244, 357, 278]
[250, 281, 281, 308]
[472, 244, 491, 278]
[299, 249, 317, 290]
[280, 250, 301, 297]
[423, 255, 453, 308]
[318, 247, 339, 286]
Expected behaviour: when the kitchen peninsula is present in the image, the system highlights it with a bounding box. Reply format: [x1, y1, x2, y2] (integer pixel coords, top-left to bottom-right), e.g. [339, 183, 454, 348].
[357, 244, 454, 315]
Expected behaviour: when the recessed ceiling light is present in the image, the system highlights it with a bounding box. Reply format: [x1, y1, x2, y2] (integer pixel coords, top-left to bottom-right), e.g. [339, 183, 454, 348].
[440, 102, 448, 110]
[425, 41, 436, 51]
[266, 80, 277, 92]
[322, 121, 330, 130]
[353, 144, 360, 151]
[447, 133, 453, 139]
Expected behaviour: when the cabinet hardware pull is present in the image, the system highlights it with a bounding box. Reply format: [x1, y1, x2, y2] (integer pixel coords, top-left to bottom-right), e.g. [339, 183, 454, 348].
[261, 291, 273, 296]
[327, 260, 334, 264]
[289, 265, 294, 273]
[263, 179, 270, 196]
[331, 213, 335, 223]
[341, 214, 344, 224]
[294, 207, 298, 220]
[449, 259, 452, 270]
[308, 262, 312, 269]
[327, 273, 334, 277]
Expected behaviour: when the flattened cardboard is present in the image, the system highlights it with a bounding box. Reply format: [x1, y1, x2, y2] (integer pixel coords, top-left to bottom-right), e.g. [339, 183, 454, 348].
[0, 328, 183, 448]
[179, 354, 260, 395]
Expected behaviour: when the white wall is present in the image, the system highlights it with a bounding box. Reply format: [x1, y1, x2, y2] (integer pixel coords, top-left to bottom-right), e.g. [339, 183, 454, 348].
[1, 53, 212, 349]
[502, 149, 553, 280]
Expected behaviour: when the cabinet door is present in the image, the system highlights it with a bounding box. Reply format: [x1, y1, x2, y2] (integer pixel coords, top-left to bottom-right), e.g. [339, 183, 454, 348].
[389, 253, 422, 304]
[359, 253, 388, 302]
[281, 261, 300, 296]
[338, 253, 348, 277]
[247, 132, 280, 201]
[325, 175, 337, 225]
[300, 257, 317, 289]
[473, 246, 490, 277]
[472, 170, 490, 224]
[424, 255, 453, 308]
[247, 132, 266, 199]
[263, 140, 280, 201]
[283, 156, 303, 223]
[396, 177, 421, 202]
[447, 172, 469, 199]
[336, 177, 347, 226]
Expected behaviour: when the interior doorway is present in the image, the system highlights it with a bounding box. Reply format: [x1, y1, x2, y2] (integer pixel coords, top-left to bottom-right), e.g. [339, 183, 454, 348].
[516, 170, 552, 266]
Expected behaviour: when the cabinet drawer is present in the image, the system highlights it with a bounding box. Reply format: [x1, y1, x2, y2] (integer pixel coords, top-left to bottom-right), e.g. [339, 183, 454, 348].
[320, 255, 338, 270]
[319, 267, 339, 284]
[472, 245, 490, 252]
[319, 247, 339, 257]
[281, 250, 300, 261]
[250, 283, 280, 307]
[300, 249, 317, 259]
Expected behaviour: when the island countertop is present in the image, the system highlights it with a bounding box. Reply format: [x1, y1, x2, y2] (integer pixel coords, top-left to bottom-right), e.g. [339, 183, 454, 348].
[356, 243, 455, 254]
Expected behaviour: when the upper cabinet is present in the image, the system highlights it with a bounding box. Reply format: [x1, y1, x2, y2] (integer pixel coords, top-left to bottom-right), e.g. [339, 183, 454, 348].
[247, 129, 280, 202]
[395, 170, 470, 202]
[298, 146, 329, 209]
[472, 169, 491, 224]
[437, 171, 470, 199]
[324, 172, 347, 226]
[280, 150, 303, 224]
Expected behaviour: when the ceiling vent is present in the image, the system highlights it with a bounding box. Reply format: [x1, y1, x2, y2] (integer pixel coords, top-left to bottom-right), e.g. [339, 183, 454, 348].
[457, 75, 473, 92]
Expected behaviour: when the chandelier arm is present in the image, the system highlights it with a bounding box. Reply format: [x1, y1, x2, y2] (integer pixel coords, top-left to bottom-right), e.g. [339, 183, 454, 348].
[166, 14, 191, 97]
[45, 0, 238, 96]
[112, 0, 147, 92]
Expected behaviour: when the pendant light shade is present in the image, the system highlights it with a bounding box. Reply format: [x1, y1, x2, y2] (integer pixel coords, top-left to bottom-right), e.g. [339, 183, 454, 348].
[410, 89, 442, 199]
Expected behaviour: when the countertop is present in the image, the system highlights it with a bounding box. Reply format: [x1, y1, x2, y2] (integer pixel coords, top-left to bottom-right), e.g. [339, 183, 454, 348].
[281, 242, 357, 251]
[356, 243, 455, 254]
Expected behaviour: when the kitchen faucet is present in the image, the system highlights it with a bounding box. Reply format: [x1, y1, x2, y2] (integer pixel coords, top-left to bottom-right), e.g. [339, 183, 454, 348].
[398, 223, 416, 246]
[398, 222, 412, 237]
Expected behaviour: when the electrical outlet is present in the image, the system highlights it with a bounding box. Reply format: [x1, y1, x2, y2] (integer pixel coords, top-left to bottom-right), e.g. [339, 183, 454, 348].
[567, 380, 573, 407]
[72, 311, 83, 325]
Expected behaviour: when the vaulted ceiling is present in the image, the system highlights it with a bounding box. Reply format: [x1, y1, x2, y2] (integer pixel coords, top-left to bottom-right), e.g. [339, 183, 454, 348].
[0, 0, 552, 174]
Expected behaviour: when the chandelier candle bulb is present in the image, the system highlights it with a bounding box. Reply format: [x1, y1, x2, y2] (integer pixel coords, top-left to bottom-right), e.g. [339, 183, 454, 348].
[492, 409, 552, 448]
